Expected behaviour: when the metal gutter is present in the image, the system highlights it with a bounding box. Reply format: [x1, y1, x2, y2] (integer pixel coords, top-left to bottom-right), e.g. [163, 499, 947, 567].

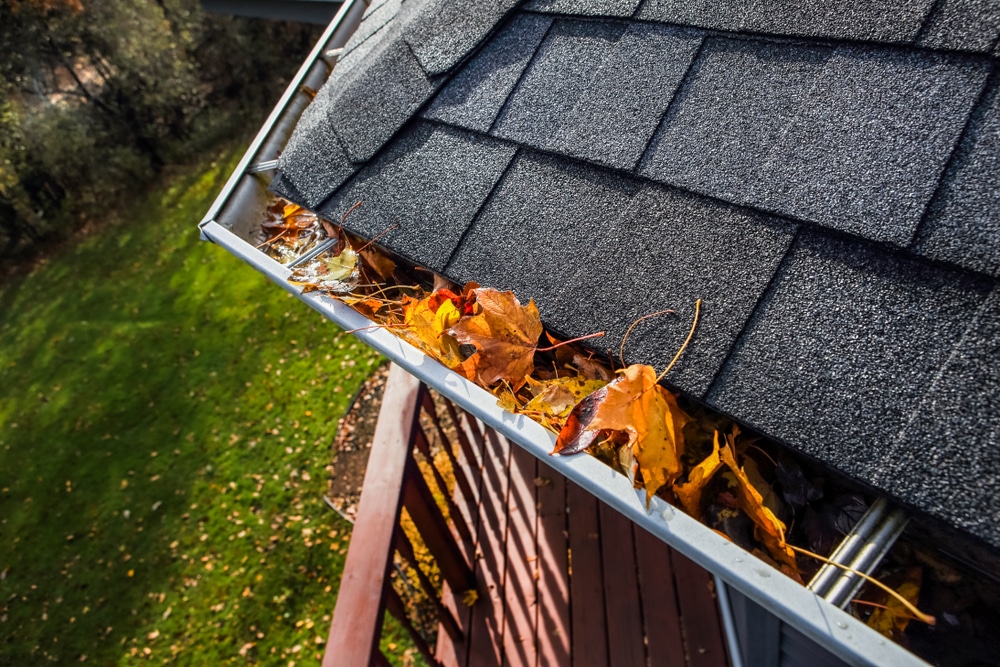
[200, 221, 927, 667]
[198, 4, 925, 665]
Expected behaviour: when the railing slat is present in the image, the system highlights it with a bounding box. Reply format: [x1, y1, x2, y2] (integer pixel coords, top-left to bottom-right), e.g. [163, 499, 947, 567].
[403, 457, 476, 595]
[414, 428, 475, 545]
[324, 364, 422, 667]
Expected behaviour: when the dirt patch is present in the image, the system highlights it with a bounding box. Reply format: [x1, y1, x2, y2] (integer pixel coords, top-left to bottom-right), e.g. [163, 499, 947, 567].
[328, 363, 390, 521]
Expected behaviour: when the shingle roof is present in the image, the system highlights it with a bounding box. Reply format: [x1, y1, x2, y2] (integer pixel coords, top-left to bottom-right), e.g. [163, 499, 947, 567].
[271, 0, 1000, 548]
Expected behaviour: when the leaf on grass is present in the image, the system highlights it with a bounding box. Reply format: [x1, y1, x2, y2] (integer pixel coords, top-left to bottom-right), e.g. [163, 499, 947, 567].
[718, 432, 799, 575]
[673, 430, 724, 520]
[866, 568, 923, 639]
[448, 288, 542, 390]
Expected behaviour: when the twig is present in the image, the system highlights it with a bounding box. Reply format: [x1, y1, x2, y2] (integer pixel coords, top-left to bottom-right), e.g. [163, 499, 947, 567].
[535, 331, 606, 353]
[656, 299, 701, 383]
[619, 309, 675, 366]
[787, 545, 935, 626]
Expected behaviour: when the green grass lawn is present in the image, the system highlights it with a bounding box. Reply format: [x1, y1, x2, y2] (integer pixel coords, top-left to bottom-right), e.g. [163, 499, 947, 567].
[0, 145, 391, 664]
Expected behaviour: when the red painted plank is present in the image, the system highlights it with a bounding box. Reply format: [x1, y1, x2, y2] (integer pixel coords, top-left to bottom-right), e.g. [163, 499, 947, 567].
[567, 481, 608, 667]
[599, 504, 646, 667]
[466, 429, 513, 666]
[535, 462, 570, 667]
[670, 551, 729, 667]
[634, 525, 686, 667]
[324, 364, 421, 667]
[502, 446, 539, 667]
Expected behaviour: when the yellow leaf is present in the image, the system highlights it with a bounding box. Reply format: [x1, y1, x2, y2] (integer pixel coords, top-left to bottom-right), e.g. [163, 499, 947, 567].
[867, 568, 923, 638]
[673, 430, 724, 520]
[400, 292, 464, 368]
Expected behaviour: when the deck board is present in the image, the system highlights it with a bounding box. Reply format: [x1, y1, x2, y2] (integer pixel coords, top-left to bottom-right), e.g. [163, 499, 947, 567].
[434, 443, 730, 667]
[599, 503, 646, 667]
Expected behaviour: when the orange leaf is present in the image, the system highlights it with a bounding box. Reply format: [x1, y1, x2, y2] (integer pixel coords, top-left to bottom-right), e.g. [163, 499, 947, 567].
[519, 376, 608, 433]
[718, 433, 798, 574]
[448, 288, 542, 390]
[673, 430, 724, 520]
[360, 249, 395, 281]
[551, 384, 608, 455]
[584, 365, 689, 503]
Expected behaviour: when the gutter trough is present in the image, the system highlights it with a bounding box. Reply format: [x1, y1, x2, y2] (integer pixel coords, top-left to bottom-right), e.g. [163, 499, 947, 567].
[199, 3, 924, 665]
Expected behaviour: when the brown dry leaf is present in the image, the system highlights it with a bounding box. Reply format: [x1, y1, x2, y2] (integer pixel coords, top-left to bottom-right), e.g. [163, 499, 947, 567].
[400, 291, 464, 368]
[551, 384, 609, 455]
[586, 364, 689, 503]
[448, 288, 542, 390]
[520, 376, 608, 432]
[719, 434, 799, 575]
[571, 354, 613, 382]
[360, 248, 395, 281]
[339, 295, 385, 321]
[866, 568, 923, 639]
[673, 430, 724, 520]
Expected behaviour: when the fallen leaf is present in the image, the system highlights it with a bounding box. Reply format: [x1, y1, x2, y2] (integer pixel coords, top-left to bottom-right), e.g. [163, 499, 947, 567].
[866, 567, 923, 639]
[572, 353, 612, 382]
[551, 384, 609, 455]
[673, 430, 724, 520]
[586, 365, 689, 503]
[719, 434, 798, 575]
[400, 291, 464, 368]
[520, 376, 607, 432]
[448, 288, 542, 390]
[359, 248, 395, 281]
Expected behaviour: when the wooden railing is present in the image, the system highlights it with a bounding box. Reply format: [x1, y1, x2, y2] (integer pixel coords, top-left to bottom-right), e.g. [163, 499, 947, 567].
[323, 363, 487, 667]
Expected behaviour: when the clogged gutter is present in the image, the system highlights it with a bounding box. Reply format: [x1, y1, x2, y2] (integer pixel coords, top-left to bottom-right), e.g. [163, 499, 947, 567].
[257, 197, 940, 637]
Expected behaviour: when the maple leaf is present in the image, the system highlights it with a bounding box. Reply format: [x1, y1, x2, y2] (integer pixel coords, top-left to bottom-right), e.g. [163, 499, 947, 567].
[673, 430, 724, 520]
[552, 364, 689, 503]
[447, 288, 542, 390]
[718, 435, 799, 575]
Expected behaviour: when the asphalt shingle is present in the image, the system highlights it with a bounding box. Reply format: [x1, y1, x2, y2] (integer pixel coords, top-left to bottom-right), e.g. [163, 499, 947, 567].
[918, 0, 1000, 52]
[523, 0, 642, 16]
[340, 0, 401, 59]
[494, 20, 702, 170]
[707, 231, 992, 483]
[402, 0, 511, 76]
[642, 39, 989, 246]
[874, 289, 1000, 548]
[445, 152, 797, 395]
[423, 13, 553, 134]
[326, 33, 436, 163]
[915, 80, 1000, 277]
[637, 0, 935, 43]
[318, 122, 517, 271]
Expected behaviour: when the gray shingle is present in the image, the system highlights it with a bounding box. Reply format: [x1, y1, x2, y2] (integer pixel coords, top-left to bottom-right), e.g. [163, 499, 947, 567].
[523, 0, 642, 16]
[637, 0, 935, 43]
[915, 80, 1000, 277]
[445, 152, 797, 395]
[326, 33, 436, 163]
[423, 13, 553, 134]
[918, 0, 1000, 52]
[272, 89, 357, 209]
[873, 289, 1000, 548]
[402, 0, 511, 76]
[340, 0, 401, 59]
[640, 39, 833, 213]
[493, 20, 624, 146]
[642, 39, 989, 246]
[707, 231, 992, 483]
[494, 20, 701, 170]
[318, 122, 517, 271]
[551, 23, 703, 169]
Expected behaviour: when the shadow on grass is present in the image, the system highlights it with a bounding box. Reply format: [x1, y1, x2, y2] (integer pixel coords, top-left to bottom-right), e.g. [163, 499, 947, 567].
[0, 143, 383, 665]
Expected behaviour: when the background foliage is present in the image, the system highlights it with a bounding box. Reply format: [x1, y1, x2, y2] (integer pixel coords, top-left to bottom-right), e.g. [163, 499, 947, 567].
[0, 0, 322, 263]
